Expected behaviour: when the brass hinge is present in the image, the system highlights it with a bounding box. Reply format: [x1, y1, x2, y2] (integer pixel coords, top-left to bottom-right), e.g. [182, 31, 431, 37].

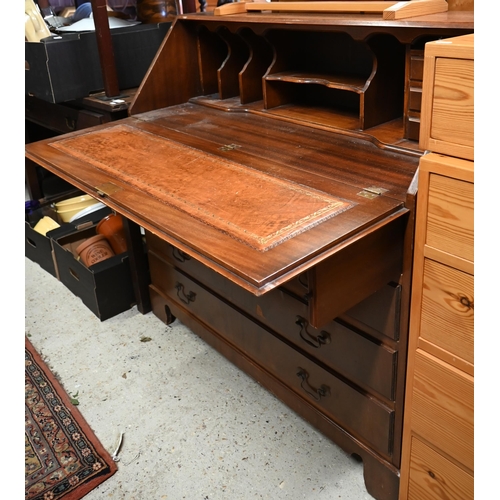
[357, 186, 389, 199]
[219, 143, 241, 152]
[95, 182, 122, 197]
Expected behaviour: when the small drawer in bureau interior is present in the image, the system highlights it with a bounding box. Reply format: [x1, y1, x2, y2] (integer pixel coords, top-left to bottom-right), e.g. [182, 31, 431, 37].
[404, 115, 421, 142]
[149, 267, 395, 458]
[408, 86, 422, 112]
[411, 349, 473, 471]
[148, 249, 398, 401]
[426, 173, 474, 262]
[420, 258, 473, 364]
[407, 436, 473, 500]
[409, 50, 424, 82]
[408, 51, 423, 113]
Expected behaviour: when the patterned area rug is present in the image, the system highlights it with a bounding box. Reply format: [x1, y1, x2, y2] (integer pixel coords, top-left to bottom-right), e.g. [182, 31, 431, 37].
[25, 337, 117, 500]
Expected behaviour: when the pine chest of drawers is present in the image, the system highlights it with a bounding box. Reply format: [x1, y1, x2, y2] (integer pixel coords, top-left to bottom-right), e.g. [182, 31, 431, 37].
[399, 152, 474, 499]
[399, 33, 474, 500]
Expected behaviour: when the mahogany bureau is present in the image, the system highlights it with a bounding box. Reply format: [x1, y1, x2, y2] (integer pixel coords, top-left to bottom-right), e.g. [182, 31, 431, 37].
[25, 10, 474, 500]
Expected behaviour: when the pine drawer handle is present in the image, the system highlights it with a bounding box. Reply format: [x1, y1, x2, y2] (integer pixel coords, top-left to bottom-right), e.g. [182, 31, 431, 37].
[295, 316, 331, 348]
[175, 282, 196, 305]
[296, 368, 330, 401]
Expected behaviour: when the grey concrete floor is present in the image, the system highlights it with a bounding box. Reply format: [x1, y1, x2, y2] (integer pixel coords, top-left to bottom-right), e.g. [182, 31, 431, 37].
[25, 256, 374, 500]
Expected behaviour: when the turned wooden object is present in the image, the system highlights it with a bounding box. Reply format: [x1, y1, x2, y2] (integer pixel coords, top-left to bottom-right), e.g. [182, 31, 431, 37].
[90, 0, 120, 97]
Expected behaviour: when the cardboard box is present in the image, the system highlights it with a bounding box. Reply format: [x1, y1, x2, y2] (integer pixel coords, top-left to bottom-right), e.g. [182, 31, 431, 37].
[25, 203, 114, 279]
[51, 218, 136, 321]
[25, 22, 171, 103]
[25, 204, 61, 278]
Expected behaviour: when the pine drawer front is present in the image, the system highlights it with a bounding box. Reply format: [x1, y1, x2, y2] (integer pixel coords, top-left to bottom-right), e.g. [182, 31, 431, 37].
[420, 259, 474, 364]
[407, 436, 474, 500]
[420, 35, 474, 160]
[148, 250, 397, 401]
[411, 350, 473, 471]
[426, 173, 474, 263]
[150, 259, 395, 457]
[426, 58, 474, 157]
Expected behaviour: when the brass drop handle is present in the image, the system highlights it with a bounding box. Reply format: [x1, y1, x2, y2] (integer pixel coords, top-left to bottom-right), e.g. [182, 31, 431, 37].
[172, 248, 191, 263]
[296, 368, 330, 401]
[295, 316, 331, 348]
[175, 282, 196, 305]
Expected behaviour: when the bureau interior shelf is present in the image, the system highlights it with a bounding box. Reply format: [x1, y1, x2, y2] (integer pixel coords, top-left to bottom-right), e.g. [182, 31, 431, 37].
[265, 71, 368, 92]
[262, 101, 365, 132]
[259, 28, 398, 130]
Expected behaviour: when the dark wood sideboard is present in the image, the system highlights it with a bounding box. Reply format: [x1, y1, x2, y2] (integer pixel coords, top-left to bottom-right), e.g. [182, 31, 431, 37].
[25, 10, 474, 500]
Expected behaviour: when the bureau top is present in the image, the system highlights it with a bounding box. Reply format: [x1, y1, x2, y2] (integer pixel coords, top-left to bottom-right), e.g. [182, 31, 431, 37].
[177, 10, 474, 32]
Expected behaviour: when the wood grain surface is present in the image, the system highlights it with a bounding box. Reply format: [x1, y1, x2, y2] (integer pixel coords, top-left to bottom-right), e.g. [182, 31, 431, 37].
[26, 102, 418, 293]
[51, 124, 352, 252]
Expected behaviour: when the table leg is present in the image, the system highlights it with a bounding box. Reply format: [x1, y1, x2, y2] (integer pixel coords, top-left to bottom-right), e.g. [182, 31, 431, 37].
[25, 158, 43, 201]
[122, 217, 152, 314]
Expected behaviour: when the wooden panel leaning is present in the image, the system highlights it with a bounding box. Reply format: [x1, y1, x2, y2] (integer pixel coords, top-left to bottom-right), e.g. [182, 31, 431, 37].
[215, 1, 450, 19]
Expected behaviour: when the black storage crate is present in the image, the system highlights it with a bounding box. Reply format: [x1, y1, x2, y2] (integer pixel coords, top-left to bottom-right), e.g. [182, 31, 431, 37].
[25, 22, 171, 103]
[51, 220, 136, 321]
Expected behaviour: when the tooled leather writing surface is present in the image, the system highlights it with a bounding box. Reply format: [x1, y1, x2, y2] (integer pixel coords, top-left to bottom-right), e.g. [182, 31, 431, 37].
[52, 124, 353, 252]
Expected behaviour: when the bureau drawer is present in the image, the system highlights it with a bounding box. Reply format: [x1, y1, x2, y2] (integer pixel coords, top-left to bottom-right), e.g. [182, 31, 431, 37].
[420, 259, 473, 364]
[145, 208, 406, 330]
[146, 231, 313, 300]
[426, 173, 474, 263]
[407, 436, 473, 500]
[340, 282, 401, 342]
[409, 50, 424, 82]
[149, 267, 395, 458]
[411, 350, 473, 471]
[404, 117, 420, 142]
[146, 230, 402, 341]
[148, 250, 398, 400]
[408, 86, 422, 112]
